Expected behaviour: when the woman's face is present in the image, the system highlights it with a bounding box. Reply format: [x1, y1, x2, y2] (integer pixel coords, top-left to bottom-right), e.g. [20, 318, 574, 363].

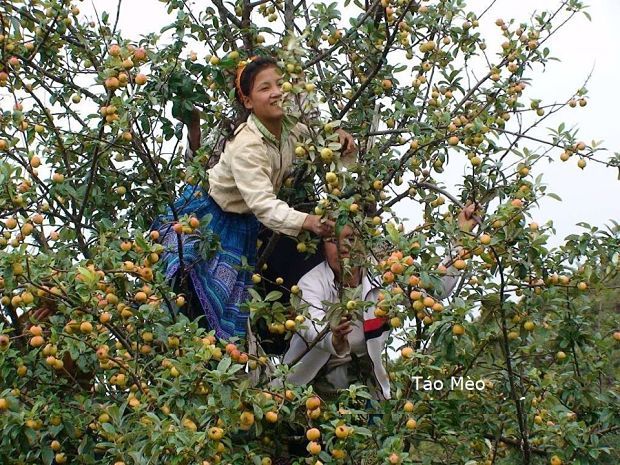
[242, 66, 284, 124]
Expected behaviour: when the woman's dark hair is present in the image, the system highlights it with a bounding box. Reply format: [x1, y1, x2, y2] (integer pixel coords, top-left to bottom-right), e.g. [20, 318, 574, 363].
[235, 56, 279, 104]
[222, 55, 279, 145]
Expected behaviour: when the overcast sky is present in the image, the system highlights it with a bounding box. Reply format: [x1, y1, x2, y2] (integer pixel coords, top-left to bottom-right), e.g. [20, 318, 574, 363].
[84, 0, 620, 245]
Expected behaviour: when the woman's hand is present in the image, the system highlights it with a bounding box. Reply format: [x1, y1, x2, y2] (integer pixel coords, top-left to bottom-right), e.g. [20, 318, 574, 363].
[302, 214, 335, 237]
[20, 305, 55, 334]
[186, 108, 201, 151]
[336, 128, 357, 157]
[457, 201, 482, 233]
[331, 317, 352, 355]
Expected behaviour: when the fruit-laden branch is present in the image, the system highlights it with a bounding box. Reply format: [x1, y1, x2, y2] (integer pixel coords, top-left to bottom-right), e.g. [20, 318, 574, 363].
[451, 67, 497, 116]
[490, 246, 532, 464]
[18, 211, 51, 254]
[74, 95, 114, 256]
[477, 0, 499, 20]
[535, 1, 577, 52]
[337, 0, 415, 119]
[332, 3, 422, 154]
[302, 0, 382, 70]
[61, 327, 148, 397]
[496, 73, 593, 167]
[290, 1, 340, 118]
[454, 2, 574, 118]
[498, 128, 602, 165]
[416, 39, 444, 124]
[210, 0, 244, 29]
[483, 434, 547, 456]
[10, 8, 99, 66]
[2, 150, 78, 230]
[16, 72, 84, 178]
[284, 0, 295, 34]
[255, 232, 281, 273]
[13, 52, 101, 103]
[129, 116, 187, 275]
[379, 72, 574, 207]
[282, 325, 331, 370]
[23, 7, 62, 62]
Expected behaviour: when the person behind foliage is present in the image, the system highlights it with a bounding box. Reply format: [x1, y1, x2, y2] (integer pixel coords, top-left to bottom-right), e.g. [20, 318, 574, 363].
[283, 204, 478, 399]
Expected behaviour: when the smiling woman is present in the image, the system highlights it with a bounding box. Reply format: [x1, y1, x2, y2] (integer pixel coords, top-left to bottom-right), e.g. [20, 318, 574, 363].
[236, 58, 285, 136]
[153, 54, 354, 339]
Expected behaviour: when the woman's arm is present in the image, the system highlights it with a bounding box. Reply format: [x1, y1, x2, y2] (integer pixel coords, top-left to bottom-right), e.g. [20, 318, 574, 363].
[187, 108, 201, 152]
[230, 138, 332, 237]
[436, 203, 481, 298]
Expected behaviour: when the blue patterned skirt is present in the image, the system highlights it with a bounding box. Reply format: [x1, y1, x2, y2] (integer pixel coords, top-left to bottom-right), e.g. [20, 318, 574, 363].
[154, 184, 259, 339]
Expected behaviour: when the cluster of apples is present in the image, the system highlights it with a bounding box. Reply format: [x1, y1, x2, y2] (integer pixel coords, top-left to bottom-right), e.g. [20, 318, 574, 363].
[101, 44, 148, 92]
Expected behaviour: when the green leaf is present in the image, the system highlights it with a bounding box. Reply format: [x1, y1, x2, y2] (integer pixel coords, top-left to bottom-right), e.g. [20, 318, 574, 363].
[41, 447, 54, 465]
[129, 451, 146, 465]
[248, 288, 262, 301]
[134, 232, 149, 251]
[353, 425, 374, 437]
[264, 291, 283, 302]
[386, 222, 400, 243]
[101, 422, 116, 434]
[334, 211, 348, 238]
[77, 266, 99, 287]
[217, 356, 232, 373]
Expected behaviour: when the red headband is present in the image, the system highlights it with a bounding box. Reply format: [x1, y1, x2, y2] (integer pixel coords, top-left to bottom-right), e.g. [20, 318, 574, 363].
[235, 56, 258, 100]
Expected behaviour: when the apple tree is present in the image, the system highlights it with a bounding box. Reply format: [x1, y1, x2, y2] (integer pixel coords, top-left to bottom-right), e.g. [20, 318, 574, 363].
[0, 0, 618, 464]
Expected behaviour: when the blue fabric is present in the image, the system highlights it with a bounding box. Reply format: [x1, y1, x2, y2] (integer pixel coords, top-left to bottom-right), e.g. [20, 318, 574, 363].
[155, 184, 259, 339]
